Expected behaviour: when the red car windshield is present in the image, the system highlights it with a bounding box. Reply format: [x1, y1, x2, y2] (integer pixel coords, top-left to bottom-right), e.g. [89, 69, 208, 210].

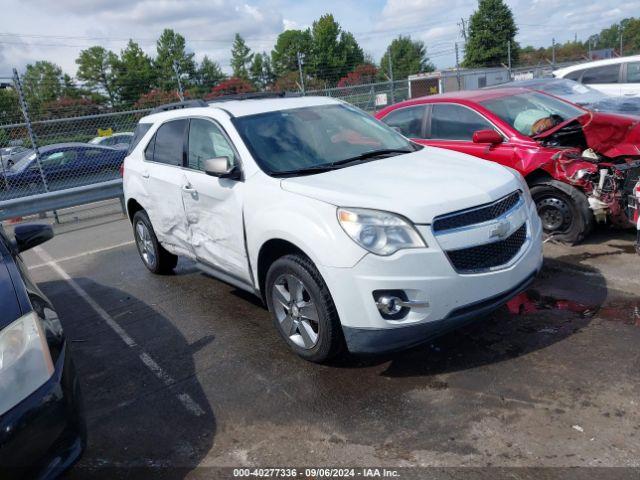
[480, 91, 585, 137]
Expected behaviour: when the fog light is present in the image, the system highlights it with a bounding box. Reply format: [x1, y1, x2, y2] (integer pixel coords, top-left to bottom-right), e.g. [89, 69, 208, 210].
[377, 295, 404, 316]
[373, 290, 430, 320]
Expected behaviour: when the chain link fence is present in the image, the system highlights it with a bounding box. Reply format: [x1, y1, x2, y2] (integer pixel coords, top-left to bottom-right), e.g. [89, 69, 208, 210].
[0, 74, 409, 219]
[306, 79, 410, 112]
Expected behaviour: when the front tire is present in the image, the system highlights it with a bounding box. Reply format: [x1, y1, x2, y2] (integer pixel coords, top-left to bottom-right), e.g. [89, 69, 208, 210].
[265, 254, 345, 363]
[132, 210, 178, 274]
[530, 180, 593, 245]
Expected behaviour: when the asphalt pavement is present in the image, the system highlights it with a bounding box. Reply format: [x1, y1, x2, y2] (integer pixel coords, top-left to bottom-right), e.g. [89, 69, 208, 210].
[14, 213, 640, 478]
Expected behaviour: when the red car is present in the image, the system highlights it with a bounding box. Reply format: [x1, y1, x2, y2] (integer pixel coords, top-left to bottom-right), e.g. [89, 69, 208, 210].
[376, 88, 640, 244]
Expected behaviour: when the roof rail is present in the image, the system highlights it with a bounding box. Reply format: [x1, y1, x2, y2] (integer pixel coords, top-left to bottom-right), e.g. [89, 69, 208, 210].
[206, 91, 301, 104]
[150, 99, 208, 114]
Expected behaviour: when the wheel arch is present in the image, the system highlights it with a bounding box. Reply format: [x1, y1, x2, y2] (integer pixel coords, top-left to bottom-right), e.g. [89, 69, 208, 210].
[256, 238, 311, 303]
[525, 168, 554, 187]
[126, 198, 144, 223]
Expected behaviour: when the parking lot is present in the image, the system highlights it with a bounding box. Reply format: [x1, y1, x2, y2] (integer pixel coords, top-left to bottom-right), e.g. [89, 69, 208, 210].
[16, 207, 640, 477]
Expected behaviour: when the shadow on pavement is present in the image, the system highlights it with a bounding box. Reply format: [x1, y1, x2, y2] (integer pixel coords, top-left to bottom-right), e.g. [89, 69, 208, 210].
[39, 279, 216, 479]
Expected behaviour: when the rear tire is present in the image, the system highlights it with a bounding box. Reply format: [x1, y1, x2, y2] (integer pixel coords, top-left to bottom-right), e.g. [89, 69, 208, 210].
[132, 210, 178, 274]
[265, 254, 345, 363]
[530, 180, 593, 245]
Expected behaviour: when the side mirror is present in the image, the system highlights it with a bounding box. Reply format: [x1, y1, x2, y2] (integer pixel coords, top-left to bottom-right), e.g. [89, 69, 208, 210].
[472, 129, 503, 145]
[13, 224, 54, 253]
[203, 156, 240, 179]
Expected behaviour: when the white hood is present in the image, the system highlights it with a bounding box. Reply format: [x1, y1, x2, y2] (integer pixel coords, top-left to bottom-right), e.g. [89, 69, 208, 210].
[280, 146, 521, 224]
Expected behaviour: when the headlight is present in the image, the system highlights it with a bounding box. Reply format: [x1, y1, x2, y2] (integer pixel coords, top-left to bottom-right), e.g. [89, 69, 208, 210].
[337, 207, 426, 256]
[0, 311, 54, 415]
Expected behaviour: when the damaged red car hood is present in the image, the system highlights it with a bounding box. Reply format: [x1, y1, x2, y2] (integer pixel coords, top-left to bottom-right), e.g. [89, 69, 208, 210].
[537, 112, 640, 158]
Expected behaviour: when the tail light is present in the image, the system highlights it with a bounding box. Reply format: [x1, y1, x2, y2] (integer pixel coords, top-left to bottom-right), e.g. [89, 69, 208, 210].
[119, 164, 124, 177]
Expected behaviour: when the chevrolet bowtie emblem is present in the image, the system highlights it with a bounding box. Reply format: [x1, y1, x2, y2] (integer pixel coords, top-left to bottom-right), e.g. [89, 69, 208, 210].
[490, 220, 511, 240]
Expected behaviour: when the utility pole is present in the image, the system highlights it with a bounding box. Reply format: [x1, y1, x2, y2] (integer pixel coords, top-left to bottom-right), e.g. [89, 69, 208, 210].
[455, 42, 461, 90]
[459, 17, 468, 42]
[588, 39, 592, 60]
[551, 38, 556, 67]
[173, 62, 184, 102]
[620, 29, 624, 56]
[507, 41, 512, 79]
[387, 47, 395, 104]
[296, 51, 305, 95]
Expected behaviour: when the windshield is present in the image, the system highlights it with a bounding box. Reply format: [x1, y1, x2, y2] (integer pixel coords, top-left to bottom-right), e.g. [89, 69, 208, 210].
[232, 104, 415, 176]
[480, 91, 585, 136]
[533, 79, 604, 100]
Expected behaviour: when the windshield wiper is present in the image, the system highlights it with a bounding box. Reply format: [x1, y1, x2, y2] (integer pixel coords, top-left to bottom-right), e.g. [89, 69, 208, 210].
[270, 148, 414, 177]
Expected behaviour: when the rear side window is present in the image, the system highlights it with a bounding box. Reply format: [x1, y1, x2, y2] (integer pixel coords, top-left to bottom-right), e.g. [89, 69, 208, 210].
[429, 104, 494, 141]
[626, 62, 640, 83]
[581, 64, 620, 84]
[565, 69, 585, 81]
[128, 123, 152, 154]
[381, 106, 425, 138]
[149, 119, 188, 166]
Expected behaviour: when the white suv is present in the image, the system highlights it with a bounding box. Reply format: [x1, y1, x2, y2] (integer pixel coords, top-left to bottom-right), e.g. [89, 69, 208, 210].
[554, 55, 640, 97]
[123, 95, 543, 362]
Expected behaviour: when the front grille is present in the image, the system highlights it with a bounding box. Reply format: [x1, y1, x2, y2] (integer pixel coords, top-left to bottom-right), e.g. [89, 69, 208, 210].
[446, 223, 527, 273]
[433, 191, 521, 232]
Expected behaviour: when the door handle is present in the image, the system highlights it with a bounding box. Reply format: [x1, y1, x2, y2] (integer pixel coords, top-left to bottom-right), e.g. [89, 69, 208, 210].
[141, 171, 149, 178]
[182, 184, 196, 192]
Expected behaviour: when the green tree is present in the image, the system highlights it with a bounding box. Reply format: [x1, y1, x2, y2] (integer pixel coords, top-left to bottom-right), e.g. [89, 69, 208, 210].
[463, 0, 519, 67]
[249, 52, 274, 89]
[271, 29, 312, 77]
[231, 33, 253, 79]
[307, 14, 364, 83]
[0, 88, 22, 125]
[339, 32, 365, 73]
[196, 56, 226, 89]
[114, 40, 156, 107]
[22, 61, 64, 107]
[155, 29, 196, 92]
[380, 36, 434, 80]
[75, 46, 118, 104]
[591, 18, 640, 54]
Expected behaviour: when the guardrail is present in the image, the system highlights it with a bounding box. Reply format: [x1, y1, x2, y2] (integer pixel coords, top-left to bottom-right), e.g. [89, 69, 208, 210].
[0, 179, 124, 221]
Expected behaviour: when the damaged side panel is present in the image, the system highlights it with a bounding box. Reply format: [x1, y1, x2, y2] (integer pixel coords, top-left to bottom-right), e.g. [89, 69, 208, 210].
[143, 166, 194, 258]
[181, 172, 252, 284]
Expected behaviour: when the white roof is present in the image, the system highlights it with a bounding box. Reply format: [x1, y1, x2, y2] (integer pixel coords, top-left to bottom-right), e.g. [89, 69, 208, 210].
[140, 96, 342, 123]
[554, 54, 640, 78]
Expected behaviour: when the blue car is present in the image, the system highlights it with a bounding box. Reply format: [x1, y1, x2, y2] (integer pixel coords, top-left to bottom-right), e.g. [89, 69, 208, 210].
[0, 224, 86, 478]
[1, 143, 126, 194]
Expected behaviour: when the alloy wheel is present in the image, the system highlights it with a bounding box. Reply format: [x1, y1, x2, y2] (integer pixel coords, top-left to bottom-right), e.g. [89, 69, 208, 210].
[271, 274, 320, 349]
[135, 221, 156, 268]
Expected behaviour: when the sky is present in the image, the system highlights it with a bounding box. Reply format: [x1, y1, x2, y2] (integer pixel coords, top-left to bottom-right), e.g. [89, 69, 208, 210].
[0, 0, 639, 79]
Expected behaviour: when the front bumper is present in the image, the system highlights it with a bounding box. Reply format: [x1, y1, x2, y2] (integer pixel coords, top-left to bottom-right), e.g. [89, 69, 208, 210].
[321, 204, 544, 354]
[0, 343, 86, 480]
